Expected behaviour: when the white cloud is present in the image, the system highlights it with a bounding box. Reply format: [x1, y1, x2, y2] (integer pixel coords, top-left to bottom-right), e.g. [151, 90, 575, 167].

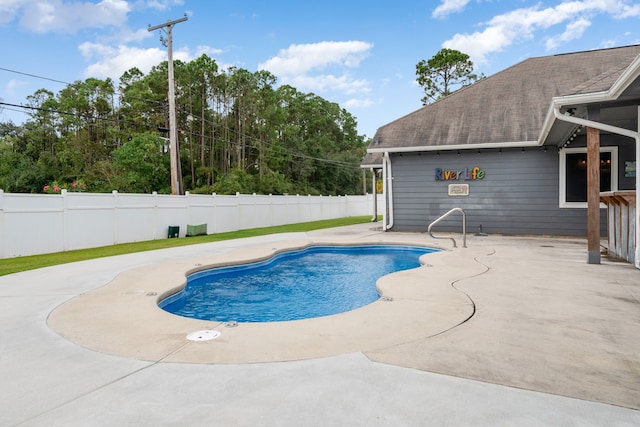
[614, 2, 640, 18]
[5, 79, 28, 95]
[144, 0, 184, 11]
[344, 98, 375, 108]
[18, 0, 130, 33]
[260, 41, 372, 76]
[121, 27, 153, 44]
[442, 0, 640, 64]
[193, 45, 223, 58]
[1, 0, 190, 33]
[80, 43, 165, 80]
[281, 74, 364, 94]
[432, 0, 471, 19]
[258, 41, 373, 96]
[546, 18, 592, 50]
[0, 0, 23, 24]
[79, 42, 221, 81]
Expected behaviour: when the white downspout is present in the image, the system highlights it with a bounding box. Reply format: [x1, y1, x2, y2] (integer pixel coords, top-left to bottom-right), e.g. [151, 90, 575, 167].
[553, 105, 640, 269]
[383, 152, 394, 230]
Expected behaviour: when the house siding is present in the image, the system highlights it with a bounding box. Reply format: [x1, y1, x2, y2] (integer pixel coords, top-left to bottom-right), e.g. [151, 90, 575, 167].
[389, 147, 611, 236]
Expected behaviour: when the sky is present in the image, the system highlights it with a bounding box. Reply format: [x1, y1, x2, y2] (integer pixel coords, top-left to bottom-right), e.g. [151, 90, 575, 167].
[1, 0, 640, 139]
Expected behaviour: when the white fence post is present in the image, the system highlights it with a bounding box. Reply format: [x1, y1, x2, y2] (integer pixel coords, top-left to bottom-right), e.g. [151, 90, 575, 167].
[152, 191, 158, 240]
[61, 189, 68, 252]
[0, 189, 4, 259]
[112, 190, 118, 245]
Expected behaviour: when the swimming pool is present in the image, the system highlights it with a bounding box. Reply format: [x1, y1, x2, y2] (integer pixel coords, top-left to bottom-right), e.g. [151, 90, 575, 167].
[160, 244, 438, 322]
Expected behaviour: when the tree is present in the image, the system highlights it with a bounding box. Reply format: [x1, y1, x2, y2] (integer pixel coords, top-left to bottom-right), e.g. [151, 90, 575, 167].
[56, 78, 117, 166]
[24, 89, 59, 158]
[416, 48, 479, 105]
[111, 133, 170, 193]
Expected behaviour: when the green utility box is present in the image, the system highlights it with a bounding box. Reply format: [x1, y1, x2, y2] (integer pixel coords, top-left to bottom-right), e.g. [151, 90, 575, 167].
[186, 223, 207, 237]
[168, 226, 180, 238]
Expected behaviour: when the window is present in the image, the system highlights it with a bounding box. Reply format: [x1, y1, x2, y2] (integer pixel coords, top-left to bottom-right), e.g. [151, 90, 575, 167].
[559, 147, 618, 208]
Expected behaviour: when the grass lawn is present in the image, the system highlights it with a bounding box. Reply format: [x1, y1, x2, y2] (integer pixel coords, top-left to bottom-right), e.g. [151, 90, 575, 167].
[0, 216, 378, 276]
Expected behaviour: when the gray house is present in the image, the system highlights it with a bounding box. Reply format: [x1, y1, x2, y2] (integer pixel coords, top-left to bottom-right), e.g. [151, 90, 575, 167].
[362, 44, 640, 267]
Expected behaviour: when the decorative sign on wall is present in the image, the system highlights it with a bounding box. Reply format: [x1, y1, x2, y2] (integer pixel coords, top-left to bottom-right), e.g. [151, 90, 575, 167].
[448, 184, 469, 196]
[435, 167, 485, 181]
[625, 161, 636, 177]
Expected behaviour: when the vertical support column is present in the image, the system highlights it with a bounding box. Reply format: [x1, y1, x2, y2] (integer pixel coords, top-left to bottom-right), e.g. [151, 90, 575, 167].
[166, 23, 179, 195]
[382, 153, 390, 230]
[635, 106, 640, 269]
[148, 15, 188, 195]
[587, 125, 601, 264]
[371, 169, 378, 222]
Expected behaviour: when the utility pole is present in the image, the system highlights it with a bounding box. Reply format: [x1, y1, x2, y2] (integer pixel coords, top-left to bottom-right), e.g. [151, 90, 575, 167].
[148, 14, 188, 195]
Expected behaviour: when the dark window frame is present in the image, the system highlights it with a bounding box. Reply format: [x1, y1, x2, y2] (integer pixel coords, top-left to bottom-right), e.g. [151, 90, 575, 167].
[559, 147, 618, 208]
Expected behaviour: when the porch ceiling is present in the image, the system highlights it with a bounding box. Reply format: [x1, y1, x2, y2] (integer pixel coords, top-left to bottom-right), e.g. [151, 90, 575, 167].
[545, 98, 639, 147]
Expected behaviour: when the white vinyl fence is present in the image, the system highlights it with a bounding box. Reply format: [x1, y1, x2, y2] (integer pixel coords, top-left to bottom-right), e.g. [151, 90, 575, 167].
[0, 190, 383, 259]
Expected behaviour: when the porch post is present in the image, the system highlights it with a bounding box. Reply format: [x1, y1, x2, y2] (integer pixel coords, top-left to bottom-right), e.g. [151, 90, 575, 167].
[371, 168, 378, 222]
[587, 125, 601, 264]
[635, 105, 640, 269]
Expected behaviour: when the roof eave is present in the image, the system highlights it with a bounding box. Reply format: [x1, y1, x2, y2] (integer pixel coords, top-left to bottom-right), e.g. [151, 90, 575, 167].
[367, 140, 540, 154]
[538, 91, 611, 145]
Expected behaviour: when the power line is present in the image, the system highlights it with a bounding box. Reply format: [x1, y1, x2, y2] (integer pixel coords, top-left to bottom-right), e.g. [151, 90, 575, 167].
[0, 66, 165, 107]
[0, 101, 157, 131]
[0, 67, 69, 86]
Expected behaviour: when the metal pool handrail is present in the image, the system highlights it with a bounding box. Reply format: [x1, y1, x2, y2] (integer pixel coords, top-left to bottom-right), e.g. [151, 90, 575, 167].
[428, 208, 467, 248]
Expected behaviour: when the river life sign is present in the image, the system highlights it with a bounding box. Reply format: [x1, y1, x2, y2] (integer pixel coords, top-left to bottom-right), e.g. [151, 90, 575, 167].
[435, 166, 485, 181]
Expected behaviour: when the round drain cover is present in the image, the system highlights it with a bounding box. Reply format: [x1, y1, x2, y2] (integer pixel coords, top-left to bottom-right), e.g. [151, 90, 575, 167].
[187, 330, 221, 341]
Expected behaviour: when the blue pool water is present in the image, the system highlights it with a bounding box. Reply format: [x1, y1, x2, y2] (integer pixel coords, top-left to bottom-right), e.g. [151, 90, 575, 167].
[160, 245, 438, 322]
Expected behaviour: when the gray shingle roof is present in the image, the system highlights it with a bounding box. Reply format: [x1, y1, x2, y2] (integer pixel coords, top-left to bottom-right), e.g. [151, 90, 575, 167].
[366, 44, 640, 157]
[566, 63, 630, 95]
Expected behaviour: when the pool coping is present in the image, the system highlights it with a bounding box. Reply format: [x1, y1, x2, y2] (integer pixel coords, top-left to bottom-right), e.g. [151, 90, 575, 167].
[47, 234, 492, 364]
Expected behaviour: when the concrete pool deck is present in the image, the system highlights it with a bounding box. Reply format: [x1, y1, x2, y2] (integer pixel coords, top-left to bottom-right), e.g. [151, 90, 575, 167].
[1, 223, 639, 425]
